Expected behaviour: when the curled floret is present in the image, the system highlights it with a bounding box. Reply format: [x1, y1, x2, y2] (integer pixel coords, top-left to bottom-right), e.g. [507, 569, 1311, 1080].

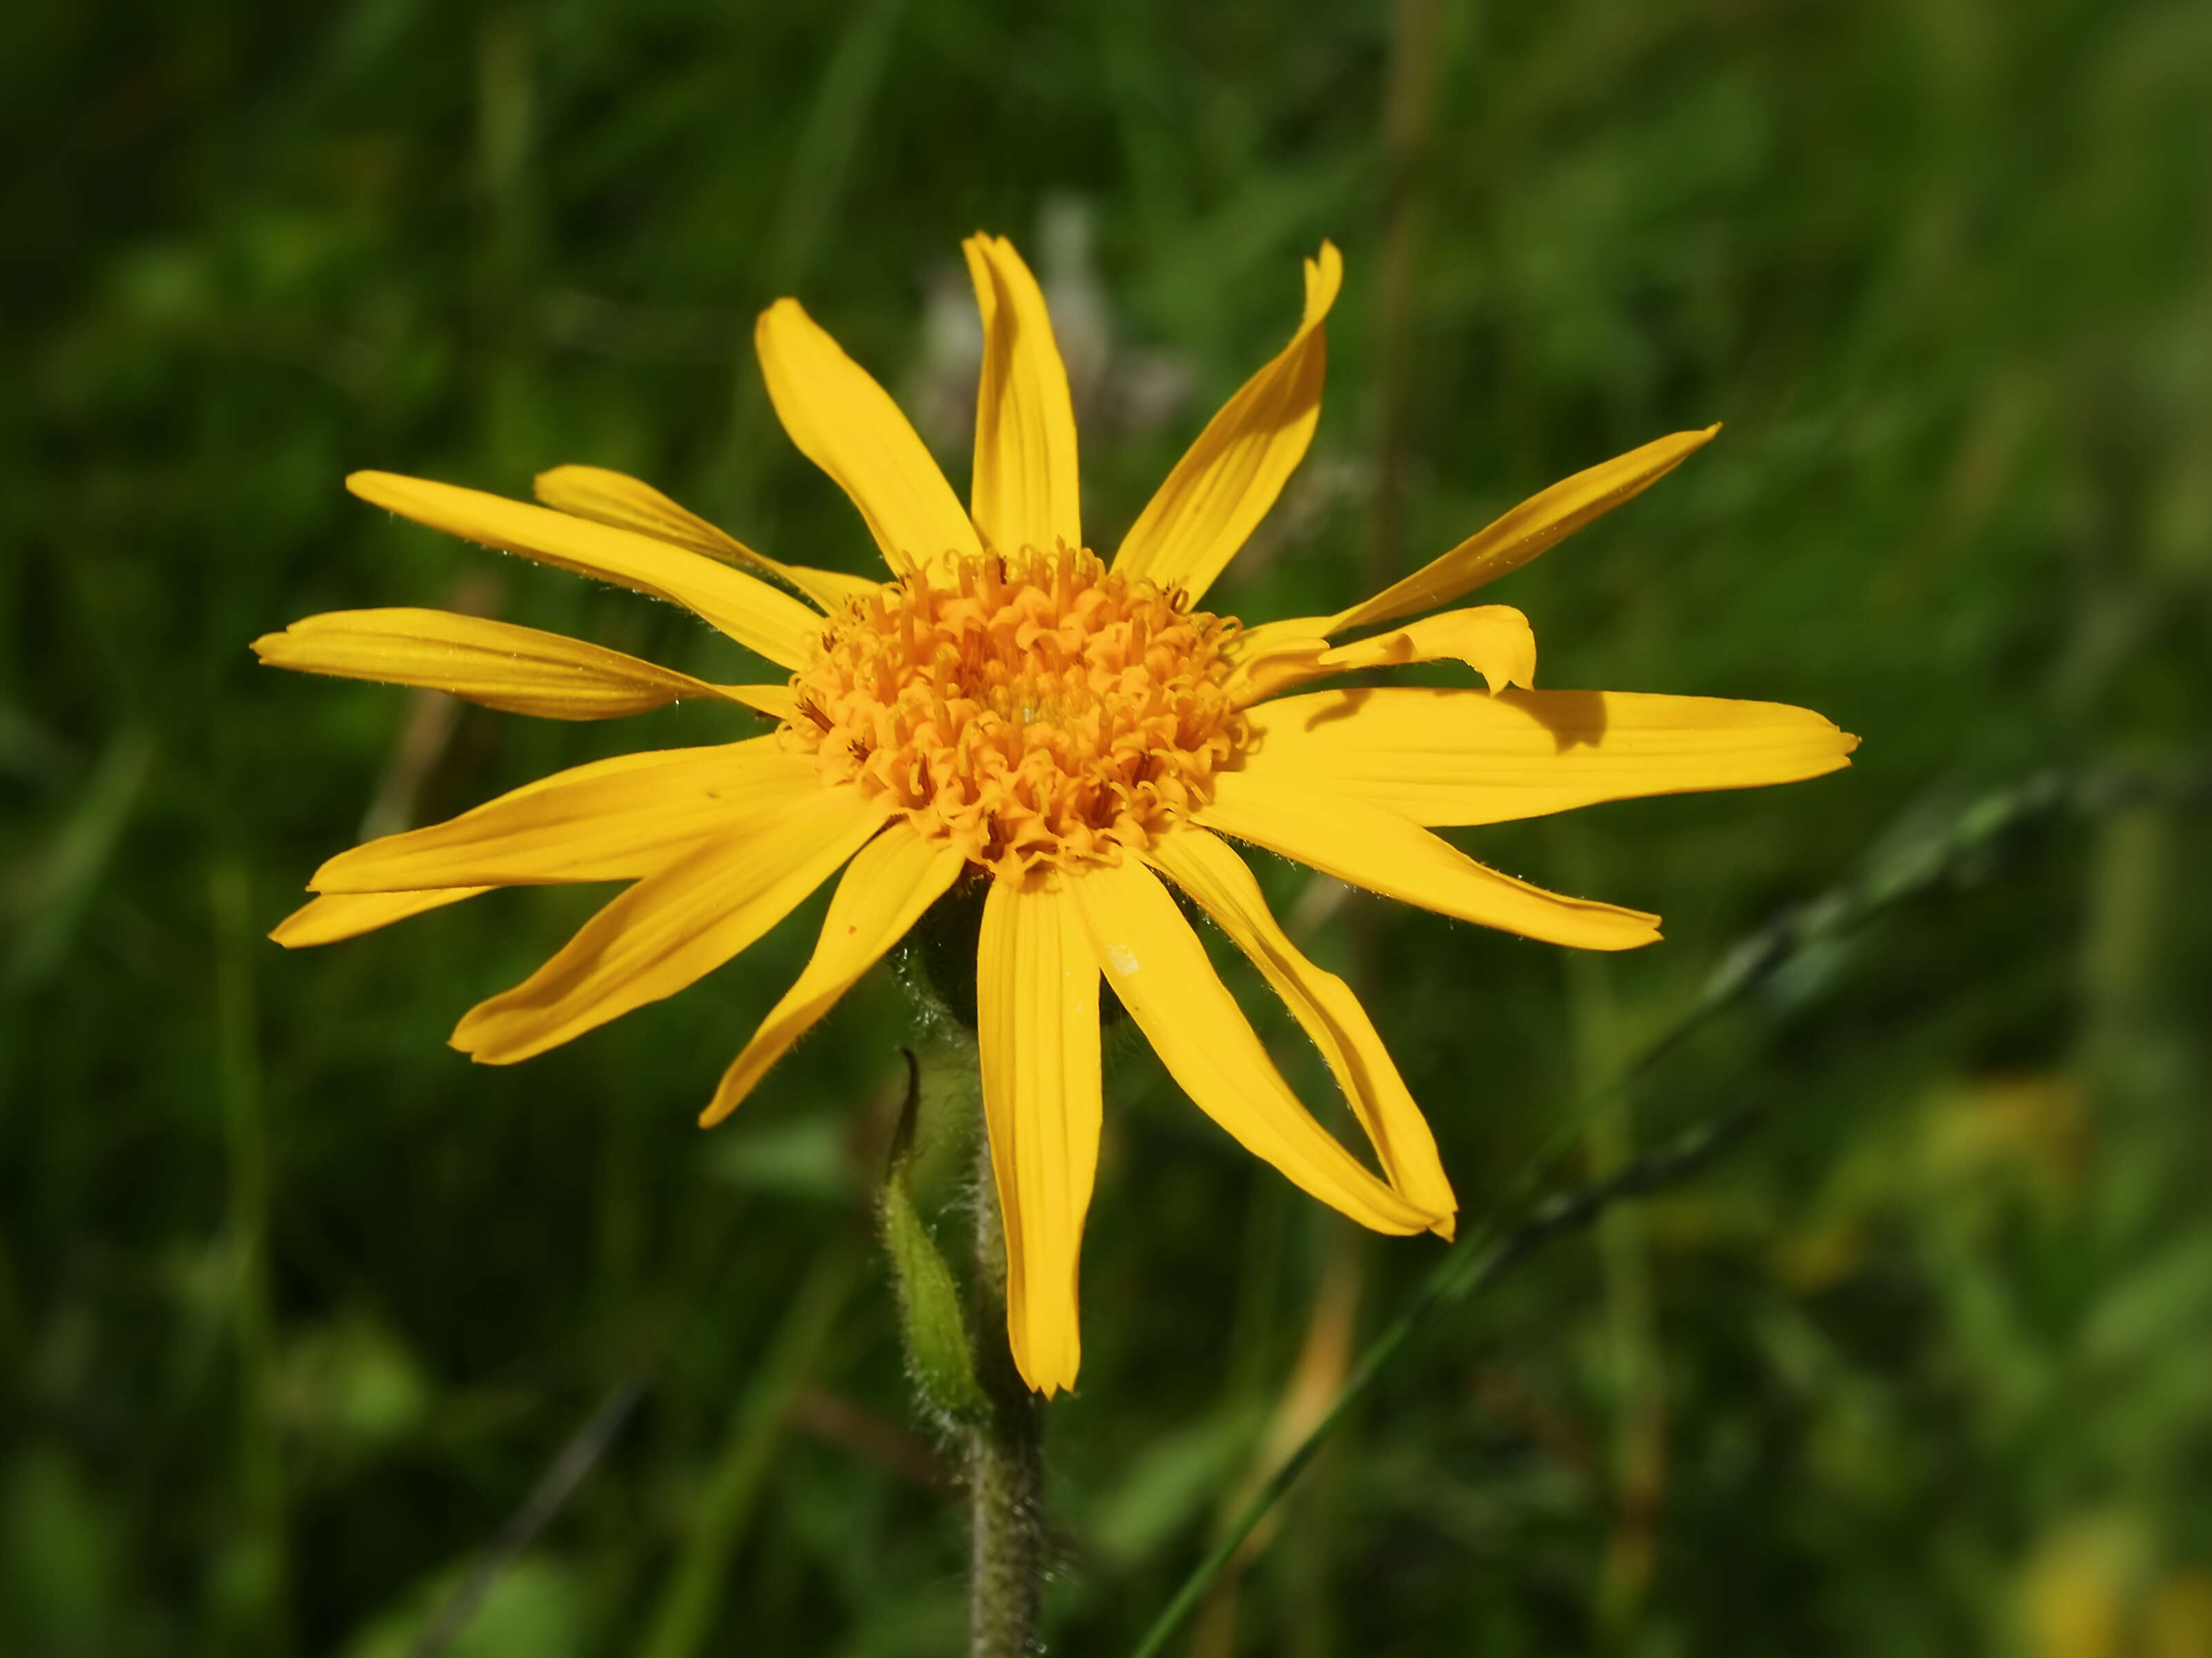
[785, 546, 1245, 876]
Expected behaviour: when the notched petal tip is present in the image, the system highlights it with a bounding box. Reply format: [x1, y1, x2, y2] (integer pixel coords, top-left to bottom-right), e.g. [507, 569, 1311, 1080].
[754, 295, 804, 333]
[1024, 1371, 1072, 1402]
[1304, 239, 1344, 317]
[445, 1015, 511, 1066]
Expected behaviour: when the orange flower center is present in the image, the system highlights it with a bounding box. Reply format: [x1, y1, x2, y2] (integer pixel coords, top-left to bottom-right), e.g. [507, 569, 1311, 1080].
[784, 547, 1245, 877]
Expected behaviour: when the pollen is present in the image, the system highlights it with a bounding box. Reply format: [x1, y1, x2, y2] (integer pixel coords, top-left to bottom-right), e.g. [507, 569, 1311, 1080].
[784, 546, 1245, 877]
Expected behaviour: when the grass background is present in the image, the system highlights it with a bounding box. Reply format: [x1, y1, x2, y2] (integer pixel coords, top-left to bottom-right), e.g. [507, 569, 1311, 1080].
[3, 0, 2209, 1653]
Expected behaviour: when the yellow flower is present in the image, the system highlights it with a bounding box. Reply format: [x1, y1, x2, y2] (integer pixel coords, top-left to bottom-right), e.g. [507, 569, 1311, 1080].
[259, 235, 1855, 1396]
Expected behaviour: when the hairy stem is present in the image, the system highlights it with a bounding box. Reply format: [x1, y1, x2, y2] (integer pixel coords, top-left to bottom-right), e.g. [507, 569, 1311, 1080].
[968, 1128, 1044, 1658]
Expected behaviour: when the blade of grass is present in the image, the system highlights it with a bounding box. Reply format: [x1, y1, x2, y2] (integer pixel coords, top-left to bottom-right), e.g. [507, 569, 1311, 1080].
[721, 0, 912, 513]
[635, 1247, 858, 1658]
[6, 729, 151, 991]
[409, 1370, 649, 1658]
[212, 858, 290, 1657]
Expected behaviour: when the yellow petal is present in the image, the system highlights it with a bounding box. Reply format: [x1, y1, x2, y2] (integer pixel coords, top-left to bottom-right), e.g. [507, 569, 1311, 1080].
[313, 740, 819, 893]
[699, 824, 967, 1127]
[1221, 616, 1324, 668]
[531, 464, 878, 613]
[977, 876, 1102, 1397]
[1198, 771, 1661, 951]
[252, 608, 746, 721]
[1146, 828, 1456, 1232]
[754, 298, 983, 578]
[1240, 687, 1858, 827]
[451, 785, 885, 1064]
[1331, 426, 1721, 631]
[271, 887, 489, 948]
[716, 683, 801, 721]
[1069, 858, 1442, 1236]
[965, 235, 1081, 558]
[346, 473, 825, 669]
[1110, 243, 1342, 602]
[1226, 605, 1538, 706]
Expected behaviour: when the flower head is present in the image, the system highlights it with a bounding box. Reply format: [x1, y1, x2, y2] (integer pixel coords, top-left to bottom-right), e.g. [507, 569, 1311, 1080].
[787, 545, 1244, 877]
[259, 233, 1855, 1396]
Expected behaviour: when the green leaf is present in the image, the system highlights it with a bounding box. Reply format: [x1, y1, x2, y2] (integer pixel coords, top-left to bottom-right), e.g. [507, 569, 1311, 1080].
[879, 1049, 987, 1428]
[880, 1157, 987, 1428]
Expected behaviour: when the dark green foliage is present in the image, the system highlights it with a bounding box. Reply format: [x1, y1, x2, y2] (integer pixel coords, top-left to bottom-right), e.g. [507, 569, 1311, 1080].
[2, 1, 2206, 1654]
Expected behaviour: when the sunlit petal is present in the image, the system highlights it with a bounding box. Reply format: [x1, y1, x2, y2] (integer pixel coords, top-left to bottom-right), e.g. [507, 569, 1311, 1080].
[1110, 244, 1342, 603]
[1330, 426, 1719, 631]
[1147, 828, 1457, 1233]
[700, 825, 967, 1127]
[977, 876, 1103, 1397]
[451, 786, 885, 1064]
[253, 608, 744, 721]
[966, 235, 1081, 558]
[1226, 605, 1538, 706]
[755, 298, 983, 578]
[715, 684, 801, 721]
[1239, 687, 1857, 827]
[312, 740, 819, 894]
[270, 887, 489, 948]
[533, 464, 880, 613]
[1070, 858, 1443, 1235]
[346, 472, 825, 669]
[1200, 771, 1661, 951]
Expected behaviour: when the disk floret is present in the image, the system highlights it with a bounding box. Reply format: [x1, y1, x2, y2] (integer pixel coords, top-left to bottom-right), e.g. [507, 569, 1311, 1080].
[785, 547, 1244, 876]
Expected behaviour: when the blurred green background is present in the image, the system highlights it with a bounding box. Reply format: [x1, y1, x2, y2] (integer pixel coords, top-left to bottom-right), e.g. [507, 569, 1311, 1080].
[4, 0, 2209, 1654]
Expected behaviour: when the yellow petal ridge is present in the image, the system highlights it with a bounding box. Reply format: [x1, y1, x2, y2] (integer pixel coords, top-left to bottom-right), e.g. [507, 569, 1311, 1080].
[965, 235, 1081, 559]
[1069, 858, 1444, 1236]
[698, 825, 967, 1127]
[252, 608, 743, 721]
[978, 876, 1104, 1397]
[1227, 604, 1538, 707]
[451, 787, 885, 1065]
[312, 740, 819, 894]
[345, 472, 825, 669]
[1239, 687, 1857, 826]
[1199, 771, 1661, 951]
[1146, 828, 1457, 1233]
[754, 298, 983, 578]
[715, 683, 801, 722]
[1110, 243, 1342, 603]
[1330, 426, 1721, 631]
[533, 464, 879, 612]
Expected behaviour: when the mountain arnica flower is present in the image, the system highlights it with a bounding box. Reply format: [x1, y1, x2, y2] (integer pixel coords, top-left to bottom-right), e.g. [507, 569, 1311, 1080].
[259, 235, 1855, 1395]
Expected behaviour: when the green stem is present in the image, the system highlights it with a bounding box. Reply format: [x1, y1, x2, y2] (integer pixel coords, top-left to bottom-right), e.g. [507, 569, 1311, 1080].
[966, 1127, 1043, 1658]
